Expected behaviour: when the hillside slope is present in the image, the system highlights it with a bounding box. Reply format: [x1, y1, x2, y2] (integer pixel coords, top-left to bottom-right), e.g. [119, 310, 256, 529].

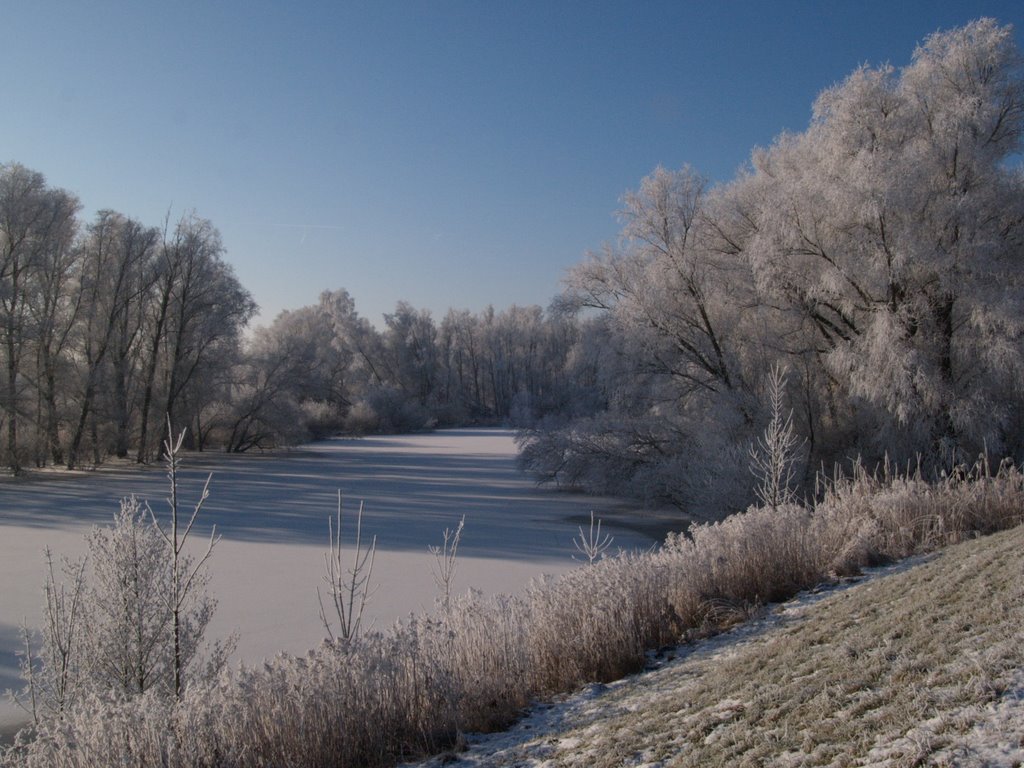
[417, 524, 1024, 767]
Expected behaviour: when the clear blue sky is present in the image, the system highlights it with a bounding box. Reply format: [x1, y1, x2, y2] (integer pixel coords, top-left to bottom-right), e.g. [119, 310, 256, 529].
[3, 1, 1021, 328]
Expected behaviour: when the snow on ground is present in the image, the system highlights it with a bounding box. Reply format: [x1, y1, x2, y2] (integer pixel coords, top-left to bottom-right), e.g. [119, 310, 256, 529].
[0, 428, 674, 734]
[929, 668, 1024, 767]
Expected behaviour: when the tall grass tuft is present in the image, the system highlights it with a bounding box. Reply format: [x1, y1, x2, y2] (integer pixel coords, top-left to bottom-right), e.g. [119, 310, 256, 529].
[5, 455, 1024, 767]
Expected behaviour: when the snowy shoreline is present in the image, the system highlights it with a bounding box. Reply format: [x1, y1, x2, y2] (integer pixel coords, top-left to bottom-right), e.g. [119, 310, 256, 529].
[0, 428, 669, 735]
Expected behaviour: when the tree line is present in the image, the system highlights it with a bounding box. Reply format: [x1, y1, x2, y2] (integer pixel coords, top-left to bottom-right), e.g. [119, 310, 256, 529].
[0, 170, 255, 474]
[4, 19, 1021, 517]
[231, 292, 583, 448]
[0, 167, 580, 472]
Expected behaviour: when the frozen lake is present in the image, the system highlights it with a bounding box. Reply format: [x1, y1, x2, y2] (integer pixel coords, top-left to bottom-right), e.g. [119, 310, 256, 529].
[0, 428, 678, 732]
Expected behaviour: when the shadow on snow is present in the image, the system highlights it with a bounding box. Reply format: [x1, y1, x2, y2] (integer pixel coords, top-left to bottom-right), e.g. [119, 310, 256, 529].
[0, 429, 656, 560]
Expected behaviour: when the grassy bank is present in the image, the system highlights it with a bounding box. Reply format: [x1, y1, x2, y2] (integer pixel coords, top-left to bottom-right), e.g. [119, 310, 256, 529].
[431, 520, 1024, 766]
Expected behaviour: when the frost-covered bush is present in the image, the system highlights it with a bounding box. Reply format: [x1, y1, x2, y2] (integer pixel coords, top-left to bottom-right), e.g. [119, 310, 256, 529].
[81, 496, 185, 697]
[344, 387, 434, 434]
[301, 398, 348, 439]
[517, 412, 753, 512]
[10, 429, 229, 751]
[817, 454, 1024, 558]
[14, 495, 225, 726]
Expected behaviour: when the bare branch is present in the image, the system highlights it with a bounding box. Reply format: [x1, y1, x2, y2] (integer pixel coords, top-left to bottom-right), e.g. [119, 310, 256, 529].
[318, 493, 377, 644]
[573, 511, 613, 565]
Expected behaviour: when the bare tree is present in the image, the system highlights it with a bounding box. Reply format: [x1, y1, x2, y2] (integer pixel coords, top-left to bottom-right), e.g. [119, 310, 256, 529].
[572, 511, 613, 565]
[149, 422, 220, 698]
[317, 493, 377, 644]
[429, 516, 464, 612]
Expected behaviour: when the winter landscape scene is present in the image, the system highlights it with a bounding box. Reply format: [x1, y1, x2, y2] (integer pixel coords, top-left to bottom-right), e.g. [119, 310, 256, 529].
[3, 2, 1024, 766]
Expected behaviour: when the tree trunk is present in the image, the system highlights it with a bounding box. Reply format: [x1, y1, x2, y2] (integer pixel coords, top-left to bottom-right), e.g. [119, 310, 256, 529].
[6, 331, 19, 475]
[113, 355, 131, 458]
[136, 289, 170, 464]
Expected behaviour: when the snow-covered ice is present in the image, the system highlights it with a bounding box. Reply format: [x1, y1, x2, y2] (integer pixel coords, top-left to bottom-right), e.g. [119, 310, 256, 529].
[0, 428, 669, 733]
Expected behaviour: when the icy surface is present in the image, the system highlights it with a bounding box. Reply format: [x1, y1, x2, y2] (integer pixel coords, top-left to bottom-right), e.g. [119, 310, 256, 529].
[0, 428, 668, 732]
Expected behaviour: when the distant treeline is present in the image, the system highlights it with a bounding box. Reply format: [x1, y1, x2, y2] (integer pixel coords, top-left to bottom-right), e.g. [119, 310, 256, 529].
[4, 19, 1022, 517]
[0, 160, 587, 472]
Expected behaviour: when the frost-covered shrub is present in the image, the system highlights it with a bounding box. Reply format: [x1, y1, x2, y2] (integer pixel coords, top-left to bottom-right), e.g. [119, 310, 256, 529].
[301, 398, 347, 439]
[343, 387, 434, 434]
[517, 410, 754, 513]
[429, 400, 471, 428]
[80, 496, 182, 697]
[9, 428, 230, 759]
[677, 504, 823, 608]
[341, 398, 379, 434]
[535, 546, 684, 689]
[14, 495, 225, 727]
[816, 454, 1024, 559]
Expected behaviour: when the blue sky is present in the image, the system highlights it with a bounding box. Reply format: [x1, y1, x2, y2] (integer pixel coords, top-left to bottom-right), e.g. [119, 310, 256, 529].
[3, 1, 1022, 328]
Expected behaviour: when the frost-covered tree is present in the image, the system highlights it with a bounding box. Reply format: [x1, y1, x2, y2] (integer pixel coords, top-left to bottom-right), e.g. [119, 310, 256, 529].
[593, 165, 745, 397]
[152, 427, 226, 698]
[740, 18, 1024, 462]
[136, 214, 256, 460]
[0, 164, 265, 465]
[522, 165, 762, 509]
[381, 301, 440, 408]
[25, 199, 80, 468]
[216, 319, 317, 451]
[522, 19, 1024, 510]
[438, 308, 485, 419]
[0, 164, 79, 473]
[65, 211, 158, 469]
